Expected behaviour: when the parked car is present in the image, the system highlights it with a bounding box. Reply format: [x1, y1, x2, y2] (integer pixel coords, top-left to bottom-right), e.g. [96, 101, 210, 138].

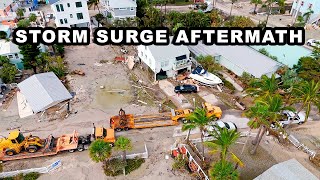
[203, 120, 237, 137]
[306, 39, 320, 48]
[271, 110, 305, 128]
[174, 84, 197, 93]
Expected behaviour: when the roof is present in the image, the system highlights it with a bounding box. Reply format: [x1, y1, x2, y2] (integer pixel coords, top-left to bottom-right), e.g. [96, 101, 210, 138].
[188, 43, 283, 78]
[8, 130, 20, 140]
[18, 72, 72, 113]
[0, 40, 20, 55]
[0, 0, 14, 9]
[108, 0, 137, 8]
[147, 37, 190, 61]
[254, 159, 318, 180]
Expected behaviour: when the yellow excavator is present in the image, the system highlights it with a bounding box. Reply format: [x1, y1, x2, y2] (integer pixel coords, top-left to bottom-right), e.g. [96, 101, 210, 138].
[0, 130, 44, 156]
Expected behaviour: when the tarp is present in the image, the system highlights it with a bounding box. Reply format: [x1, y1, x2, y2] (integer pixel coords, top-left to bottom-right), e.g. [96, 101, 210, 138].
[16, 91, 33, 118]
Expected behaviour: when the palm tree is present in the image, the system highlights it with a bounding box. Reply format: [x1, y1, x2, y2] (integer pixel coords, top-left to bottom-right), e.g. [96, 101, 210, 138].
[303, 9, 314, 24]
[246, 74, 279, 98]
[89, 140, 112, 163]
[95, 13, 104, 27]
[88, 0, 101, 13]
[265, 0, 275, 27]
[229, 0, 238, 17]
[182, 108, 214, 158]
[115, 136, 133, 162]
[290, 80, 320, 123]
[245, 94, 292, 154]
[16, 8, 24, 20]
[250, 0, 262, 14]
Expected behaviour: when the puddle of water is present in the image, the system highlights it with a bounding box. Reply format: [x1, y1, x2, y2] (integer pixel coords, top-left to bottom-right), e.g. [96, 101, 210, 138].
[95, 81, 133, 108]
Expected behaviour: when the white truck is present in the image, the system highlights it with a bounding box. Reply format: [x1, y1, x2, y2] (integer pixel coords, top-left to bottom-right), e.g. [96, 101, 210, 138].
[272, 111, 306, 128]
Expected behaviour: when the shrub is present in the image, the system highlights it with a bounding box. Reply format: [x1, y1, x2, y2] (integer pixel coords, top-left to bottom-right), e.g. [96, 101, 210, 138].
[172, 155, 188, 171]
[125, 158, 145, 174]
[23, 172, 40, 180]
[100, 60, 108, 63]
[0, 31, 7, 39]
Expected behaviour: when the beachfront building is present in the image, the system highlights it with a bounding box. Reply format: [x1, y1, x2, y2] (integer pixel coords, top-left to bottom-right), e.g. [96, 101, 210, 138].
[51, 0, 90, 27]
[0, 0, 19, 28]
[137, 39, 192, 81]
[188, 43, 282, 78]
[291, 0, 320, 24]
[101, 0, 137, 22]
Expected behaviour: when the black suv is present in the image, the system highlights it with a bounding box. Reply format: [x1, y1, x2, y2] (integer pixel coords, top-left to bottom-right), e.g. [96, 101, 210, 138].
[174, 85, 197, 93]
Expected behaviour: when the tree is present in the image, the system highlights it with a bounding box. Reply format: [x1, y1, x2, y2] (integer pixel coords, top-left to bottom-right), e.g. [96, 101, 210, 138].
[303, 9, 314, 24]
[19, 44, 40, 73]
[17, 19, 31, 28]
[229, 0, 238, 16]
[210, 10, 223, 27]
[88, 0, 100, 12]
[277, 0, 285, 14]
[224, 16, 255, 28]
[311, 46, 320, 59]
[95, 13, 104, 27]
[35, 52, 49, 73]
[115, 136, 132, 162]
[16, 8, 24, 19]
[141, 7, 163, 28]
[258, 48, 278, 61]
[209, 161, 239, 180]
[47, 56, 67, 78]
[291, 80, 320, 123]
[246, 74, 279, 97]
[0, 31, 7, 39]
[172, 23, 183, 34]
[137, 0, 149, 18]
[53, 44, 65, 57]
[245, 94, 292, 154]
[29, 14, 37, 22]
[250, 0, 262, 14]
[196, 55, 222, 73]
[182, 108, 213, 158]
[89, 140, 112, 163]
[293, 56, 320, 82]
[0, 56, 10, 66]
[0, 63, 17, 83]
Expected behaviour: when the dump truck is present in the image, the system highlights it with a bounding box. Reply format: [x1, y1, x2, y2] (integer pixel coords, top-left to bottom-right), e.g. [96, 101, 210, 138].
[202, 102, 222, 119]
[110, 108, 192, 131]
[0, 125, 116, 162]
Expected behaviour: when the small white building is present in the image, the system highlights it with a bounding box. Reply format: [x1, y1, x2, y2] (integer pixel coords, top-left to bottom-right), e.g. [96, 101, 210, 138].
[101, 0, 137, 21]
[0, 40, 46, 70]
[51, 0, 90, 27]
[137, 38, 191, 81]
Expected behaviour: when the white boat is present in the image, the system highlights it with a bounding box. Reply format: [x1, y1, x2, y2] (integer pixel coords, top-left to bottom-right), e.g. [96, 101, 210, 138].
[189, 66, 223, 86]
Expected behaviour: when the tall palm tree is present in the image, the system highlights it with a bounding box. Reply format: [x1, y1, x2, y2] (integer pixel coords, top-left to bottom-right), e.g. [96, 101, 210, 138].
[290, 80, 320, 123]
[16, 8, 24, 20]
[229, 0, 238, 17]
[246, 74, 279, 97]
[115, 136, 133, 162]
[250, 0, 262, 14]
[182, 108, 214, 158]
[88, 0, 101, 13]
[245, 94, 292, 154]
[89, 140, 112, 163]
[303, 9, 314, 24]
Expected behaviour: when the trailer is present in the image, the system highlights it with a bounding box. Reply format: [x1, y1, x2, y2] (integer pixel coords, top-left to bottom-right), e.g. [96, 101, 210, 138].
[110, 108, 192, 131]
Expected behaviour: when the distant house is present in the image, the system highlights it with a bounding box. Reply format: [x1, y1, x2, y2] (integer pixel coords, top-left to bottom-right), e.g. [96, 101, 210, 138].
[51, 0, 90, 27]
[18, 72, 72, 113]
[188, 43, 283, 78]
[0, 0, 19, 28]
[0, 40, 46, 69]
[18, 0, 39, 12]
[0, 24, 11, 38]
[101, 0, 137, 21]
[291, 0, 320, 25]
[45, 0, 60, 4]
[254, 159, 318, 180]
[137, 38, 191, 81]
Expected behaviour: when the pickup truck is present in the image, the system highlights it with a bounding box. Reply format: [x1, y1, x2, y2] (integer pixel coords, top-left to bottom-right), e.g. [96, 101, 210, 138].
[272, 111, 305, 128]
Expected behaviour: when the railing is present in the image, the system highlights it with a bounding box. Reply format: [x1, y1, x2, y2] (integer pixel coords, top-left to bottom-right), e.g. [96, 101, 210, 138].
[288, 134, 316, 158]
[173, 59, 192, 70]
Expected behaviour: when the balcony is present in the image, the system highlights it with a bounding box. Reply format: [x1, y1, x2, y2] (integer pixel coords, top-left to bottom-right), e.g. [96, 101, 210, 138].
[173, 58, 192, 70]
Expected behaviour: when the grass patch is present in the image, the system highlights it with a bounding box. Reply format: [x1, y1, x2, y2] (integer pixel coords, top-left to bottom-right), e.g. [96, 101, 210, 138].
[0, 172, 40, 180]
[104, 158, 145, 176]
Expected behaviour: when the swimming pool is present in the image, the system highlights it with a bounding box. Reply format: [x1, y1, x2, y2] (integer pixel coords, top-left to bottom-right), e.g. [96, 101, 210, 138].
[250, 45, 312, 68]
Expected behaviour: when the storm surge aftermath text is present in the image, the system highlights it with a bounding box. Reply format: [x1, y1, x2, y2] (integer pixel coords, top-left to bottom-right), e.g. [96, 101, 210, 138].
[12, 27, 305, 46]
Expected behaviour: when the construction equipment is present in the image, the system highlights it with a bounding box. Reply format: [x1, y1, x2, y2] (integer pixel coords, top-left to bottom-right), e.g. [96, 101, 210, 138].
[202, 102, 222, 119]
[110, 108, 192, 131]
[0, 124, 116, 162]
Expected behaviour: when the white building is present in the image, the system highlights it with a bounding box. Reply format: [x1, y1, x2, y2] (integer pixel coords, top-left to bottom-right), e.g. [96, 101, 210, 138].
[137, 38, 191, 81]
[51, 0, 90, 27]
[101, 0, 137, 21]
[0, 40, 46, 70]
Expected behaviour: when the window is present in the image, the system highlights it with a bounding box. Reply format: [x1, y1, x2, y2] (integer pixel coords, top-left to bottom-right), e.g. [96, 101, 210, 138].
[75, 2, 82, 7]
[8, 55, 13, 59]
[76, 13, 83, 20]
[60, 19, 64, 24]
[60, 4, 64, 11]
[119, 8, 127, 10]
[70, 14, 73, 18]
[64, 18, 68, 23]
[15, 53, 19, 59]
[130, 7, 134, 11]
[67, 3, 70, 7]
[56, 4, 60, 12]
